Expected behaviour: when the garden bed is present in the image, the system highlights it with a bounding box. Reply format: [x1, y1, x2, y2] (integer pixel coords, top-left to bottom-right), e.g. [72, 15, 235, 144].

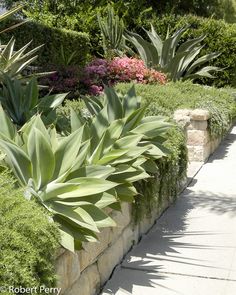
[54, 82, 236, 295]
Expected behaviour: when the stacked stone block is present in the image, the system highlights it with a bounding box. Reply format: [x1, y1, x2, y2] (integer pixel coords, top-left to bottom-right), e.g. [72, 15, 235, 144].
[174, 109, 222, 162]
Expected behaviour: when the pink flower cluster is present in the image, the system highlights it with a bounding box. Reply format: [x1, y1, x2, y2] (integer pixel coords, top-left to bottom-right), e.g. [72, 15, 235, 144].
[81, 57, 167, 95]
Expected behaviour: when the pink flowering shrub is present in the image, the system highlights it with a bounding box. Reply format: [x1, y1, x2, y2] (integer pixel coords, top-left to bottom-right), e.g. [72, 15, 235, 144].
[81, 57, 167, 95]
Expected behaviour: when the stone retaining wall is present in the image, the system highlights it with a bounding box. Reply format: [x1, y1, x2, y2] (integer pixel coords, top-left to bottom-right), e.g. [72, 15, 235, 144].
[55, 196, 173, 295]
[174, 109, 222, 162]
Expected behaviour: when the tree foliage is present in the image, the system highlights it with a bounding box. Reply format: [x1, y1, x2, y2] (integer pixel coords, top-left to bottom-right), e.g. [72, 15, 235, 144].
[1, 0, 236, 23]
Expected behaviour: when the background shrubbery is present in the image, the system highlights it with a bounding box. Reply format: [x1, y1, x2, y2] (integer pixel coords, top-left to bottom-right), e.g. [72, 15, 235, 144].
[0, 19, 91, 66]
[135, 15, 236, 88]
[0, 169, 60, 290]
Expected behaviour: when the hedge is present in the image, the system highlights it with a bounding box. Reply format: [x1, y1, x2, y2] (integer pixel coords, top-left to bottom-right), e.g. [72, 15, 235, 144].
[115, 81, 236, 138]
[132, 14, 236, 88]
[0, 19, 91, 66]
[0, 169, 60, 292]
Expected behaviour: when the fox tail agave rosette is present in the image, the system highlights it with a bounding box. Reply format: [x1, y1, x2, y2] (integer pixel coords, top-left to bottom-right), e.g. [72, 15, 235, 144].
[0, 85, 172, 252]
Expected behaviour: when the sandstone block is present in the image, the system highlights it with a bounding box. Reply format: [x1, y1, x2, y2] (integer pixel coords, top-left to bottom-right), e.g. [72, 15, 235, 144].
[55, 251, 80, 293]
[187, 120, 208, 131]
[55, 247, 66, 259]
[97, 236, 124, 286]
[187, 145, 204, 162]
[67, 264, 100, 295]
[173, 114, 191, 128]
[122, 226, 134, 254]
[190, 109, 210, 121]
[78, 228, 111, 272]
[187, 130, 209, 146]
[139, 216, 154, 236]
[111, 203, 132, 237]
[210, 138, 221, 153]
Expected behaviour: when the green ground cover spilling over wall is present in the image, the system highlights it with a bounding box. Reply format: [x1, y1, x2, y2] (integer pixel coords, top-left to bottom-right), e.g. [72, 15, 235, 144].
[133, 126, 187, 223]
[0, 169, 60, 292]
[116, 81, 236, 138]
[0, 19, 91, 66]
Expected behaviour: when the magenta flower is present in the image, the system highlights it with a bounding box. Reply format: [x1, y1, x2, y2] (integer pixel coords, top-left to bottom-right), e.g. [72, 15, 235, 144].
[81, 57, 167, 95]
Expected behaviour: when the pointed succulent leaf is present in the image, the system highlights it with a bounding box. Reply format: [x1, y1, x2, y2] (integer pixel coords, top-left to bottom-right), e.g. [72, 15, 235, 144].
[104, 86, 123, 121]
[143, 24, 163, 57]
[186, 66, 221, 79]
[122, 85, 141, 116]
[53, 127, 84, 179]
[80, 204, 116, 228]
[115, 184, 138, 202]
[67, 165, 115, 180]
[113, 134, 143, 149]
[177, 34, 206, 53]
[1, 37, 15, 62]
[186, 52, 221, 75]
[42, 178, 118, 201]
[96, 149, 129, 165]
[124, 30, 158, 67]
[0, 104, 16, 139]
[122, 107, 146, 135]
[131, 121, 172, 138]
[50, 203, 99, 233]
[70, 108, 85, 132]
[0, 139, 32, 186]
[27, 128, 55, 189]
[38, 93, 68, 111]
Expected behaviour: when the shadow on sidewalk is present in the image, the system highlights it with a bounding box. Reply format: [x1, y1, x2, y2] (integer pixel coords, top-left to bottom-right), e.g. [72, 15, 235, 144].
[103, 188, 236, 294]
[208, 131, 236, 162]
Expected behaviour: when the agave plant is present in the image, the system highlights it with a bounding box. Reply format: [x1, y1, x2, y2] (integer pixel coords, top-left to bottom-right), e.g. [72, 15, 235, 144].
[0, 5, 47, 81]
[124, 25, 221, 81]
[97, 4, 127, 58]
[0, 37, 45, 81]
[71, 86, 172, 181]
[0, 86, 171, 251]
[0, 114, 120, 251]
[0, 74, 67, 126]
[0, 5, 26, 34]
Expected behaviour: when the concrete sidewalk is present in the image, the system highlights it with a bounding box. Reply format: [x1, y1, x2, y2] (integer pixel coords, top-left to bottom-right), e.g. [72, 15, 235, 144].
[101, 126, 236, 295]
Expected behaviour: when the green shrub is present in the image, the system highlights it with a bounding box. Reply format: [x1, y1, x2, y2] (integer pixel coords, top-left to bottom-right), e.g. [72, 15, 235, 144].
[134, 14, 236, 87]
[0, 19, 91, 66]
[0, 169, 60, 291]
[116, 81, 236, 138]
[133, 126, 187, 222]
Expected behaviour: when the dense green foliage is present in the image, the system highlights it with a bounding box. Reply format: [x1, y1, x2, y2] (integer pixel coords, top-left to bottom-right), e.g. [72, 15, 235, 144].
[0, 19, 90, 66]
[2, 0, 236, 23]
[116, 81, 236, 138]
[136, 15, 236, 87]
[0, 75, 67, 126]
[0, 169, 59, 290]
[2, 1, 235, 57]
[133, 126, 187, 222]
